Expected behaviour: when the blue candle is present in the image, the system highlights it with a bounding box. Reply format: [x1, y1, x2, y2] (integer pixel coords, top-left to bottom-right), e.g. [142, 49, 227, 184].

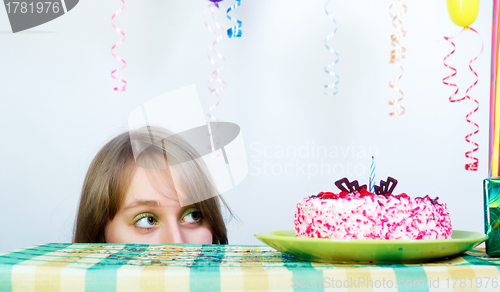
[369, 156, 376, 193]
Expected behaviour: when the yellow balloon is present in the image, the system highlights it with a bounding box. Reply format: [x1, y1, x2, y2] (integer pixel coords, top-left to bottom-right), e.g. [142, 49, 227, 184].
[446, 0, 480, 27]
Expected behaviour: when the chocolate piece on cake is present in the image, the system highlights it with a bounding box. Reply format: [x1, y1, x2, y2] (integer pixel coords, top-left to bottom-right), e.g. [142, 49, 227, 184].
[374, 176, 398, 195]
[334, 177, 367, 193]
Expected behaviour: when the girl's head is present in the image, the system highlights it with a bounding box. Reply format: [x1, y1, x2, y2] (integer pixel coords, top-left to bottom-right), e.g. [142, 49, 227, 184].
[73, 126, 228, 244]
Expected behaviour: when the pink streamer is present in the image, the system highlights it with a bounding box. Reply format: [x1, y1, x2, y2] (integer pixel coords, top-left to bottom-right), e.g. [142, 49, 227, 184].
[204, 3, 227, 151]
[111, 0, 127, 91]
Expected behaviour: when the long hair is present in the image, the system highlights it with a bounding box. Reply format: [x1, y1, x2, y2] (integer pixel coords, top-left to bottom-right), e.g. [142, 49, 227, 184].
[73, 126, 230, 244]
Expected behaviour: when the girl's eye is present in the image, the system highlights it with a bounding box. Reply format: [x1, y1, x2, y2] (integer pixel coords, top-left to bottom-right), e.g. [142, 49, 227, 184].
[133, 213, 160, 229]
[180, 208, 203, 224]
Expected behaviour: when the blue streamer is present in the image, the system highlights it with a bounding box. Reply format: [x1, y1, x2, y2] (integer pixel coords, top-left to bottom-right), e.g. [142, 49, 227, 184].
[226, 0, 242, 38]
[324, 0, 339, 95]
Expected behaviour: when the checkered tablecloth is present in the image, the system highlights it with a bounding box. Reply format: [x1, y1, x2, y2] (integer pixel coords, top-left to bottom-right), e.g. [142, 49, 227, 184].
[1, 243, 500, 292]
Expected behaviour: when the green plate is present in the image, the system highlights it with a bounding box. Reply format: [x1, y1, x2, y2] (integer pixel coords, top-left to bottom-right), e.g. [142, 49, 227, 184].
[254, 230, 487, 264]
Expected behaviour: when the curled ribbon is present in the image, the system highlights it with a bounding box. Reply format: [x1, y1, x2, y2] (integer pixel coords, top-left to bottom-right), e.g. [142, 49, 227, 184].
[464, 27, 483, 171]
[443, 32, 460, 102]
[324, 0, 339, 96]
[388, 0, 407, 116]
[204, 3, 227, 152]
[465, 102, 480, 171]
[227, 0, 242, 38]
[111, 0, 126, 91]
[443, 27, 483, 171]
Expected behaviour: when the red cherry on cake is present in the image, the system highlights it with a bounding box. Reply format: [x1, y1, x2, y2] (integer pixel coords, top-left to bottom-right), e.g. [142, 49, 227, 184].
[359, 188, 372, 198]
[397, 193, 409, 199]
[322, 192, 337, 199]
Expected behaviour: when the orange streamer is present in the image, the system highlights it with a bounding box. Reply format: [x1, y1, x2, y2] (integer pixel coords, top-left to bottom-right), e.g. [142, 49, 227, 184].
[388, 0, 407, 116]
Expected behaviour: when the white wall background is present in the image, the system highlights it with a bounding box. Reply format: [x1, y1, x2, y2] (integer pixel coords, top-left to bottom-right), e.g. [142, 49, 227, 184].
[0, 0, 493, 252]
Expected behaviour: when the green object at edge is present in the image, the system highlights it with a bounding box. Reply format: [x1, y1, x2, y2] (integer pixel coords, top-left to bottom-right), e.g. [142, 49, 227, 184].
[484, 178, 500, 256]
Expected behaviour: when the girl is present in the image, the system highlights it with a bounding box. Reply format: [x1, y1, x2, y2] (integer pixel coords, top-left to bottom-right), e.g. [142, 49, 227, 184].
[73, 126, 230, 244]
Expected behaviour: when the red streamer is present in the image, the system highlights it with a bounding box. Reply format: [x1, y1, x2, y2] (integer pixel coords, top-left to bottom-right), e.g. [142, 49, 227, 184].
[443, 27, 483, 171]
[443, 34, 461, 102]
[111, 0, 127, 91]
[464, 27, 483, 171]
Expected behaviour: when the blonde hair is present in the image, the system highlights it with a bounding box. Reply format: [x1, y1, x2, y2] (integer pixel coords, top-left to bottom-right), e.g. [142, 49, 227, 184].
[73, 126, 230, 244]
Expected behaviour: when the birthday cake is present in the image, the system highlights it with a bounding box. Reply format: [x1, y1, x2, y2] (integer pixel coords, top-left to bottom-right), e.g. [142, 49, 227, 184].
[294, 177, 452, 240]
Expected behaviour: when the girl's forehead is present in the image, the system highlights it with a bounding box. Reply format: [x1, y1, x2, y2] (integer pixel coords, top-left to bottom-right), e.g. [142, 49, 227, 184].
[124, 167, 181, 207]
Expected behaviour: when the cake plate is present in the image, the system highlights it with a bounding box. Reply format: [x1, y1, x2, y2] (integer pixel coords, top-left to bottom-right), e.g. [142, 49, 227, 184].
[254, 230, 487, 264]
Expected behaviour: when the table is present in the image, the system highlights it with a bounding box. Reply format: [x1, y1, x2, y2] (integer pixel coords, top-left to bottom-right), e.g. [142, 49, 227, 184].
[0, 243, 499, 292]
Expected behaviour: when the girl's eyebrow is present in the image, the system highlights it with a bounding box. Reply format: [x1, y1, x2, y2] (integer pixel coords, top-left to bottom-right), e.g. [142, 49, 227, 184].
[123, 200, 161, 211]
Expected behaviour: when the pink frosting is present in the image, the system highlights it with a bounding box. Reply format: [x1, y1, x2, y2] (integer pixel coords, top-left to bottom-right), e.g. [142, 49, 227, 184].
[294, 192, 452, 240]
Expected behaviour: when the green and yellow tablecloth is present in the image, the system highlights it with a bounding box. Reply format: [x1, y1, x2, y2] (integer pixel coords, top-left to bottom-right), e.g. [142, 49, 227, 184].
[1, 243, 500, 291]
